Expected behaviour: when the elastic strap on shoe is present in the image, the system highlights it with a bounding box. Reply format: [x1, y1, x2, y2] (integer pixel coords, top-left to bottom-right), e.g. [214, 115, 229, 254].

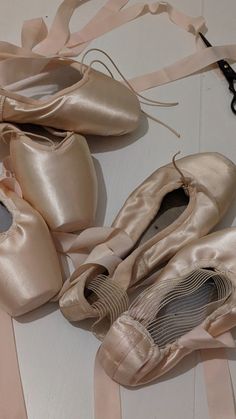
[0, 309, 27, 419]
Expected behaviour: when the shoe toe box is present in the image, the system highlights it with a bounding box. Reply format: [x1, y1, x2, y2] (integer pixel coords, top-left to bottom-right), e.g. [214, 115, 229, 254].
[98, 314, 161, 386]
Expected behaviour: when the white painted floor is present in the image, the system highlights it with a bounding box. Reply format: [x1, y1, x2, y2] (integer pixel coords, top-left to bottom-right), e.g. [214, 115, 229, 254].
[1, 0, 236, 418]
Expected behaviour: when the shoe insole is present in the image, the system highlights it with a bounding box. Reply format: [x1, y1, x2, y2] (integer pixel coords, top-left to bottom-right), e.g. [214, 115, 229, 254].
[84, 188, 189, 306]
[0, 202, 13, 232]
[129, 269, 233, 349]
[139, 188, 189, 245]
[6, 66, 81, 100]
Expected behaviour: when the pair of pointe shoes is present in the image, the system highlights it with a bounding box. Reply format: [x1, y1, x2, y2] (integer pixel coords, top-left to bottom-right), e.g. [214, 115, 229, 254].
[55, 152, 236, 387]
[59, 151, 236, 327]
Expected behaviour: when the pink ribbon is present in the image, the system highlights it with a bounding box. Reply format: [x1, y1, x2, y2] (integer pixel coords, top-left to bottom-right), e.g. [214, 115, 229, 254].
[201, 349, 236, 419]
[0, 309, 27, 419]
[0, 0, 235, 94]
[179, 326, 236, 350]
[94, 353, 121, 419]
[53, 227, 116, 269]
[180, 327, 236, 418]
[53, 227, 133, 273]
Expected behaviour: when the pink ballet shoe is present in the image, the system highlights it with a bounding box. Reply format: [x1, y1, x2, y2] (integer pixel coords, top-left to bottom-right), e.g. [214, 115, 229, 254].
[1, 58, 141, 136]
[1, 123, 98, 232]
[59, 152, 236, 336]
[0, 182, 62, 317]
[98, 227, 236, 386]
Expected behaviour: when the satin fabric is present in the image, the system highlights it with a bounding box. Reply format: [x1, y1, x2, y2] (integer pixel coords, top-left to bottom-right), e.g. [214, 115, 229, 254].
[0, 182, 62, 317]
[53, 227, 132, 271]
[34, 0, 130, 57]
[0, 309, 27, 419]
[0, 1, 205, 59]
[94, 343, 236, 419]
[3, 0, 236, 98]
[201, 348, 236, 419]
[1, 0, 236, 144]
[29, 0, 204, 57]
[59, 152, 236, 328]
[0, 60, 141, 136]
[98, 228, 236, 387]
[94, 353, 122, 419]
[6, 124, 98, 232]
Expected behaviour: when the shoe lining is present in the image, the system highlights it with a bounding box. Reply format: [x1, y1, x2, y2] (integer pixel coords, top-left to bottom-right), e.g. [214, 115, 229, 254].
[129, 269, 233, 349]
[0, 202, 13, 232]
[138, 188, 189, 245]
[84, 188, 189, 313]
[5, 66, 82, 101]
[17, 124, 64, 146]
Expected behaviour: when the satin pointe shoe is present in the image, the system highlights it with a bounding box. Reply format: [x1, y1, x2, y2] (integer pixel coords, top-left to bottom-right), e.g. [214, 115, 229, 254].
[59, 152, 236, 330]
[98, 227, 236, 386]
[0, 181, 62, 317]
[1, 123, 98, 232]
[0, 57, 141, 136]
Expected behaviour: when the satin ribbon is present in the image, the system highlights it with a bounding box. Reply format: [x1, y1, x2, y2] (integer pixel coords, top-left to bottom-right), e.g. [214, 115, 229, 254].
[54, 228, 134, 302]
[201, 349, 236, 419]
[0, 309, 27, 419]
[0, 0, 234, 95]
[0, 0, 128, 59]
[35, 0, 129, 56]
[178, 327, 236, 350]
[54, 227, 133, 273]
[174, 328, 236, 419]
[26, 1, 205, 56]
[94, 328, 236, 419]
[21, 18, 48, 51]
[64, 2, 205, 53]
[94, 352, 121, 419]
[129, 44, 236, 92]
[53, 227, 117, 269]
[0, 0, 235, 93]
